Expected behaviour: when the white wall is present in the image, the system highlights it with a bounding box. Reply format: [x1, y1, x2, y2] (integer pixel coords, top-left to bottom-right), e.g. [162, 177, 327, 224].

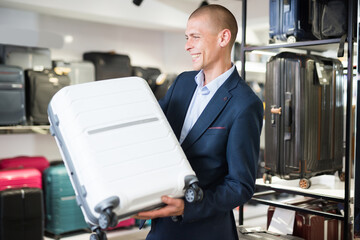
[0, 134, 61, 160]
[0, 7, 192, 161]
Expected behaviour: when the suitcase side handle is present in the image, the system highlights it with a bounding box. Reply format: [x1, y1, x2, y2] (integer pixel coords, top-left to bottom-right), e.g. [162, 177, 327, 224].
[270, 106, 281, 126]
[284, 92, 292, 140]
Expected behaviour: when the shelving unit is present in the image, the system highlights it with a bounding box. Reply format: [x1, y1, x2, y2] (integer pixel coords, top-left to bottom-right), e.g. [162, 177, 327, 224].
[0, 125, 50, 134]
[238, 0, 356, 239]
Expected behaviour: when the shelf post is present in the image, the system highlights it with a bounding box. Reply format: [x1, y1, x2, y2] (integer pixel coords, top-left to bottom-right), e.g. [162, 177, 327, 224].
[344, 0, 356, 238]
[238, 0, 247, 226]
[240, 0, 247, 80]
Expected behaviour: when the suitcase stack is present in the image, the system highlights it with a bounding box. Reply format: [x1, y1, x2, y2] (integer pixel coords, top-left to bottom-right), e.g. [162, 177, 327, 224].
[43, 164, 89, 238]
[264, 52, 344, 188]
[48, 77, 202, 240]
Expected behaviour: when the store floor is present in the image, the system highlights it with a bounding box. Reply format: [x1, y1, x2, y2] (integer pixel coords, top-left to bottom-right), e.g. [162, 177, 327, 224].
[44, 203, 268, 240]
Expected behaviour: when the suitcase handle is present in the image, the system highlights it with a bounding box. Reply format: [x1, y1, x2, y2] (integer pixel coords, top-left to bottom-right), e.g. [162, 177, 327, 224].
[270, 106, 281, 126]
[270, 107, 282, 115]
[284, 93, 292, 140]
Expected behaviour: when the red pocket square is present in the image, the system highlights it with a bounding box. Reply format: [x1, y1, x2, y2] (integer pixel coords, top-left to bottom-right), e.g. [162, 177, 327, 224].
[208, 127, 226, 129]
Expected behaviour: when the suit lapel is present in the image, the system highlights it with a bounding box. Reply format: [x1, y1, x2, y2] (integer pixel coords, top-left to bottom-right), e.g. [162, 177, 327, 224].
[172, 78, 197, 139]
[181, 72, 239, 152]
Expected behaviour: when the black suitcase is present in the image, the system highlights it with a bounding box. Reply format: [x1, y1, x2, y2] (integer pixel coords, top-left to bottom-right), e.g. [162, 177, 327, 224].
[264, 52, 344, 188]
[310, 0, 347, 40]
[83, 51, 132, 80]
[0, 188, 44, 240]
[132, 66, 161, 92]
[25, 69, 70, 125]
[0, 65, 26, 125]
[269, 0, 314, 43]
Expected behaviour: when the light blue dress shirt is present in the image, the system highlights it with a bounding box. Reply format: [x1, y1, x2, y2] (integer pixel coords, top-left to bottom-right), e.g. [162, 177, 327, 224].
[179, 64, 236, 144]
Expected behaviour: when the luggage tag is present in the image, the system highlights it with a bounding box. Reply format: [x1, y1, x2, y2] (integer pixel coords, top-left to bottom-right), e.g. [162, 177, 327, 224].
[315, 61, 331, 85]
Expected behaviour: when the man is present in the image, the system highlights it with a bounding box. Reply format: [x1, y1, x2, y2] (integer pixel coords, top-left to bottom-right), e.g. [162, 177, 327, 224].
[135, 4, 263, 240]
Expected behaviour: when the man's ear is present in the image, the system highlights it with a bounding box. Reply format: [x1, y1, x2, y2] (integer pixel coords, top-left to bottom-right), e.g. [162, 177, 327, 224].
[218, 29, 231, 48]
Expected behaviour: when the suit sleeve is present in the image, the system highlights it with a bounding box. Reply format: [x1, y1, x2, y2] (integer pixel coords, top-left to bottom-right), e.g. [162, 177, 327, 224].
[182, 99, 264, 223]
[158, 74, 180, 113]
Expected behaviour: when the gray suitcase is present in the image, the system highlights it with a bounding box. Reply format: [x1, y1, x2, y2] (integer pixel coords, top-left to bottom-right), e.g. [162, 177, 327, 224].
[0, 45, 51, 71]
[53, 60, 95, 85]
[0, 65, 26, 125]
[264, 52, 345, 188]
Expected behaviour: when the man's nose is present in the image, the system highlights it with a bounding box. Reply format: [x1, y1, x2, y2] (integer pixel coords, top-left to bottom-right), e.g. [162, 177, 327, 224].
[185, 39, 192, 51]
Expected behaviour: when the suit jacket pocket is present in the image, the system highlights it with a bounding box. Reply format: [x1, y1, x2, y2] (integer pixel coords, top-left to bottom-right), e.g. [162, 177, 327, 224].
[204, 128, 228, 136]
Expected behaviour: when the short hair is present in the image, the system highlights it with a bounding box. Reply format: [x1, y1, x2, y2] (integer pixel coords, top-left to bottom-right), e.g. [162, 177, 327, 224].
[189, 4, 238, 47]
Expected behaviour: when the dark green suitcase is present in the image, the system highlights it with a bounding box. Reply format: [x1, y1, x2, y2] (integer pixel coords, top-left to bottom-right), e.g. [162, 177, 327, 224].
[43, 164, 89, 237]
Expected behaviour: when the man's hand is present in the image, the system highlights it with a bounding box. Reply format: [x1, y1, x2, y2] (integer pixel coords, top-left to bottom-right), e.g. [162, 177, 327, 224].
[133, 196, 184, 220]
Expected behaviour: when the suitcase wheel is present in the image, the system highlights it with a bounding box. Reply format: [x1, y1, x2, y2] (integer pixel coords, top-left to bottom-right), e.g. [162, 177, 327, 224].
[185, 183, 203, 203]
[299, 178, 311, 189]
[287, 36, 297, 43]
[338, 171, 345, 182]
[99, 207, 117, 229]
[262, 173, 272, 184]
[90, 228, 107, 240]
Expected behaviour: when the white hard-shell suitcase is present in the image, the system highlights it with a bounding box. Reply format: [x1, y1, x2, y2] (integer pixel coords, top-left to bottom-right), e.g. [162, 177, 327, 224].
[48, 77, 202, 240]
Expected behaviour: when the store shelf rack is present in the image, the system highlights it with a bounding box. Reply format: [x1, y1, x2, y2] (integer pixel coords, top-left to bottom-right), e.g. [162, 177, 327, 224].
[238, 1, 356, 239]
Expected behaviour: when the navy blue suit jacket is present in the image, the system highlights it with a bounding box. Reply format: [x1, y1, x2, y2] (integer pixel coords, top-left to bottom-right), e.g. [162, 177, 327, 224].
[146, 68, 263, 240]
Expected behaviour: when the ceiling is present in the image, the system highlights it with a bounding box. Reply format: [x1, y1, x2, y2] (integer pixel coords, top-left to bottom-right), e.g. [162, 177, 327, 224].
[0, 0, 269, 45]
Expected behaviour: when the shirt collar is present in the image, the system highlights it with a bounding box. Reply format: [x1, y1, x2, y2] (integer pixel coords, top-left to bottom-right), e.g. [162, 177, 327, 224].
[194, 64, 236, 95]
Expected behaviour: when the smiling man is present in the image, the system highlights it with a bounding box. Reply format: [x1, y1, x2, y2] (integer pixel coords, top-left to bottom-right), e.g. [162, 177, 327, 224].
[134, 4, 263, 240]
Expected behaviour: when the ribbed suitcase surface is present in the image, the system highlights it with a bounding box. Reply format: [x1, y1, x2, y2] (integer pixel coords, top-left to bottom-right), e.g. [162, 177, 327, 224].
[0, 188, 44, 240]
[44, 164, 88, 235]
[48, 77, 199, 230]
[264, 52, 344, 187]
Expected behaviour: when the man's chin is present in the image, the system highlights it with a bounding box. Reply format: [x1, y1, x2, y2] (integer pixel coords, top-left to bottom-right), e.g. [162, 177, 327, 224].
[192, 64, 202, 71]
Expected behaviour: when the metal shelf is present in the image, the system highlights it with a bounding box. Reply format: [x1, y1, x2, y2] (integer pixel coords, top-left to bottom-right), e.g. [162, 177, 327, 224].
[0, 125, 50, 134]
[239, 1, 355, 239]
[243, 38, 342, 52]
